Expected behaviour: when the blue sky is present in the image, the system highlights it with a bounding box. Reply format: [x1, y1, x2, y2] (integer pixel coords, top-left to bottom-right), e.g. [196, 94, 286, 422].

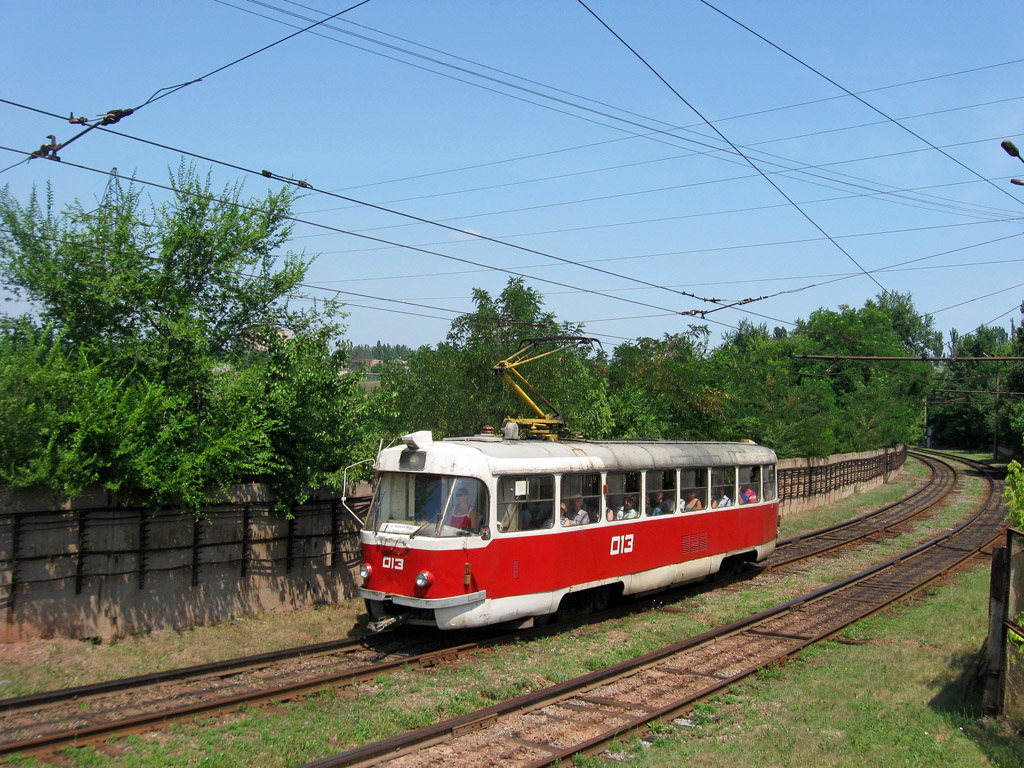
[2, 1, 1023, 351]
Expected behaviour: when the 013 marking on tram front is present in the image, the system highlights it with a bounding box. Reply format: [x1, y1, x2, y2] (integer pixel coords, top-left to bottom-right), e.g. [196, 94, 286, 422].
[382, 557, 405, 570]
[609, 534, 634, 556]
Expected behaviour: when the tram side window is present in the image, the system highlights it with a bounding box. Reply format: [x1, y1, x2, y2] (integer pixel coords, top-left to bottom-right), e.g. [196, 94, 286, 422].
[560, 473, 602, 526]
[762, 465, 777, 501]
[680, 468, 708, 511]
[497, 475, 554, 533]
[645, 470, 676, 515]
[711, 467, 735, 508]
[606, 471, 642, 520]
[738, 466, 761, 504]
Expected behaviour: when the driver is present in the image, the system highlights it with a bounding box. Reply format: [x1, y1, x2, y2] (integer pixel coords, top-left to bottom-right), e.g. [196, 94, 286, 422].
[448, 486, 479, 530]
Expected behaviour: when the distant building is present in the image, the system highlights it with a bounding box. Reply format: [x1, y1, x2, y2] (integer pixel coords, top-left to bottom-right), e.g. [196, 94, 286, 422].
[350, 357, 384, 370]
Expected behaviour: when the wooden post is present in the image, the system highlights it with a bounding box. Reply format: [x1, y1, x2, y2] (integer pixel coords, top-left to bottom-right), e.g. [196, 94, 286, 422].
[984, 545, 1009, 714]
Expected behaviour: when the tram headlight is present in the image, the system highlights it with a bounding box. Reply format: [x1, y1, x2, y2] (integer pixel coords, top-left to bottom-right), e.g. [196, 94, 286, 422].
[359, 563, 372, 581]
[415, 570, 434, 589]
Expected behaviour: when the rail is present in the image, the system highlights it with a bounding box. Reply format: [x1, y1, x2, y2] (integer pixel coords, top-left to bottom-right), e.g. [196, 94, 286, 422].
[0, 451, 969, 762]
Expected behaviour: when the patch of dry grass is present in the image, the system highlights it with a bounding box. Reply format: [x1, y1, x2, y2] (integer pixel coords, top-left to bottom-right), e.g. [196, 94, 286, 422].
[0, 600, 365, 697]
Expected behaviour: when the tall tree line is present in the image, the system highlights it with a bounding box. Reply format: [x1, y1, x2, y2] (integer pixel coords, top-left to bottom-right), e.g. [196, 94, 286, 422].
[371, 279, 956, 460]
[2, 170, 1021, 514]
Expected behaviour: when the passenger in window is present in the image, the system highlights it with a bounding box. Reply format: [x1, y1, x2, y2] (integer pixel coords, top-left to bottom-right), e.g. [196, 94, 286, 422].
[527, 502, 553, 529]
[684, 491, 703, 511]
[713, 489, 732, 508]
[647, 491, 671, 515]
[616, 495, 639, 519]
[449, 487, 479, 530]
[740, 486, 758, 504]
[562, 497, 590, 526]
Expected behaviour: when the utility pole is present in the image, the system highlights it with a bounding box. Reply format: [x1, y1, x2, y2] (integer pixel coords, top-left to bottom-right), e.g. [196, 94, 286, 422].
[993, 366, 1001, 460]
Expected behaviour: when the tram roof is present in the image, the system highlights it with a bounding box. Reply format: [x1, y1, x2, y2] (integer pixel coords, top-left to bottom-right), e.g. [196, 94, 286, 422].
[440, 437, 776, 467]
[370, 434, 776, 476]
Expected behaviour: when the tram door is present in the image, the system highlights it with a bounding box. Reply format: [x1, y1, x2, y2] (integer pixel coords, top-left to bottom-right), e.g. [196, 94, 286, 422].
[561, 471, 612, 579]
[495, 475, 557, 597]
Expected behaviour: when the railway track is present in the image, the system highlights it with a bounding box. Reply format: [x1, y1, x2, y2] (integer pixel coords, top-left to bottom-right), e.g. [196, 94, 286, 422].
[768, 449, 955, 566]
[0, 451, 979, 762]
[299, 451, 1007, 767]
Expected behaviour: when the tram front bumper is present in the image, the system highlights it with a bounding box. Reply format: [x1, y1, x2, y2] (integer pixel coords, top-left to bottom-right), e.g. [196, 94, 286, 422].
[358, 588, 487, 610]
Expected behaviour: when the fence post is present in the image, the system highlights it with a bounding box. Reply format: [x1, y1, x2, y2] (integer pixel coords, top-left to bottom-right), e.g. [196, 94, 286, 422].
[331, 499, 340, 570]
[241, 504, 251, 579]
[8, 514, 21, 617]
[192, 516, 202, 588]
[286, 511, 295, 574]
[138, 513, 148, 590]
[75, 510, 88, 595]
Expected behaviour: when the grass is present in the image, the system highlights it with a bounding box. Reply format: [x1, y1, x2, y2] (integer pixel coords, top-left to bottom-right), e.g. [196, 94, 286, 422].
[0, 599, 367, 698]
[0, 458, 931, 699]
[6, 454, 1021, 767]
[606, 565, 1023, 768]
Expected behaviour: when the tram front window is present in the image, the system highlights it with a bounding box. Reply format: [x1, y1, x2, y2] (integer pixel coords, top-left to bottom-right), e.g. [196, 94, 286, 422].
[368, 473, 488, 537]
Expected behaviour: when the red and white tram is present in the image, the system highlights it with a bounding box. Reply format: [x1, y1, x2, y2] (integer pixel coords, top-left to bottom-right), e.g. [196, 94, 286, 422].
[358, 430, 778, 630]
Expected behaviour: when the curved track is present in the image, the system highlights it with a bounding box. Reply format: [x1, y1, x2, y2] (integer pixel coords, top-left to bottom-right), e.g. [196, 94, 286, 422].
[769, 450, 954, 566]
[299, 451, 1007, 768]
[0, 451, 980, 762]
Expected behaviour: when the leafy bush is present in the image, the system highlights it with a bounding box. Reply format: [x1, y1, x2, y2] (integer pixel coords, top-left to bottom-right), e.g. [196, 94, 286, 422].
[0, 167, 367, 513]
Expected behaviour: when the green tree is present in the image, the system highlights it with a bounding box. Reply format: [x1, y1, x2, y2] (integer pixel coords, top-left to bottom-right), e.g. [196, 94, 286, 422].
[712, 321, 838, 457]
[380, 278, 612, 439]
[793, 302, 928, 450]
[1006, 461, 1024, 529]
[929, 325, 1010, 449]
[866, 291, 942, 357]
[607, 328, 721, 440]
[0, 166, 364, 512]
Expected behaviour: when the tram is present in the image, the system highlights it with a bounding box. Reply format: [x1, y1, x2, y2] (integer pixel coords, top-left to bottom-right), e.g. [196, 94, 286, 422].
[357, 430, 778, 630]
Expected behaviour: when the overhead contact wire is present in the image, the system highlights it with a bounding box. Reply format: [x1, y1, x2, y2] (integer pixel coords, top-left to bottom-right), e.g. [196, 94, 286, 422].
[699, 0, 1024, 210]
[0, 144, 739, 327]
[577, 0, 888, 295]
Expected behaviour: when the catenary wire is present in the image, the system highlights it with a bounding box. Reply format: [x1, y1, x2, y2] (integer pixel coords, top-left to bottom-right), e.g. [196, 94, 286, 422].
[0, 224, 641, 345]
[578, 0, 887, 294]
[4, 215, 1013, 392]
[225, 0, 1024, 221]
[698, 0, 1024, 211]
[0, 2, 374, 178]
[4, 94, 1019, 315]
[138, 1, 373, 108]
[0, 143, 754, 331]
[214, 0, 1024, 243]
[0, 98, 780, 318]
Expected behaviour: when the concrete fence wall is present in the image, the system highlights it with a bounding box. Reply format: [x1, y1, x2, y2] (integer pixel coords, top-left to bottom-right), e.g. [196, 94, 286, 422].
[777, 445, 906, 517]
[0, 484, 368, 643]
[0, 447, 905, 642]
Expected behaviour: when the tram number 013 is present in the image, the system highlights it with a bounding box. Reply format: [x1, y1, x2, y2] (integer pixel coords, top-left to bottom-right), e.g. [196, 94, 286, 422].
[382, 556, 405, 570]
[609, 534, 634, 556]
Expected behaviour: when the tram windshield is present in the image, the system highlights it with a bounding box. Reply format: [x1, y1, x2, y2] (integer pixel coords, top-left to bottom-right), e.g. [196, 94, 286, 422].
[368, 473, 488, 537]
